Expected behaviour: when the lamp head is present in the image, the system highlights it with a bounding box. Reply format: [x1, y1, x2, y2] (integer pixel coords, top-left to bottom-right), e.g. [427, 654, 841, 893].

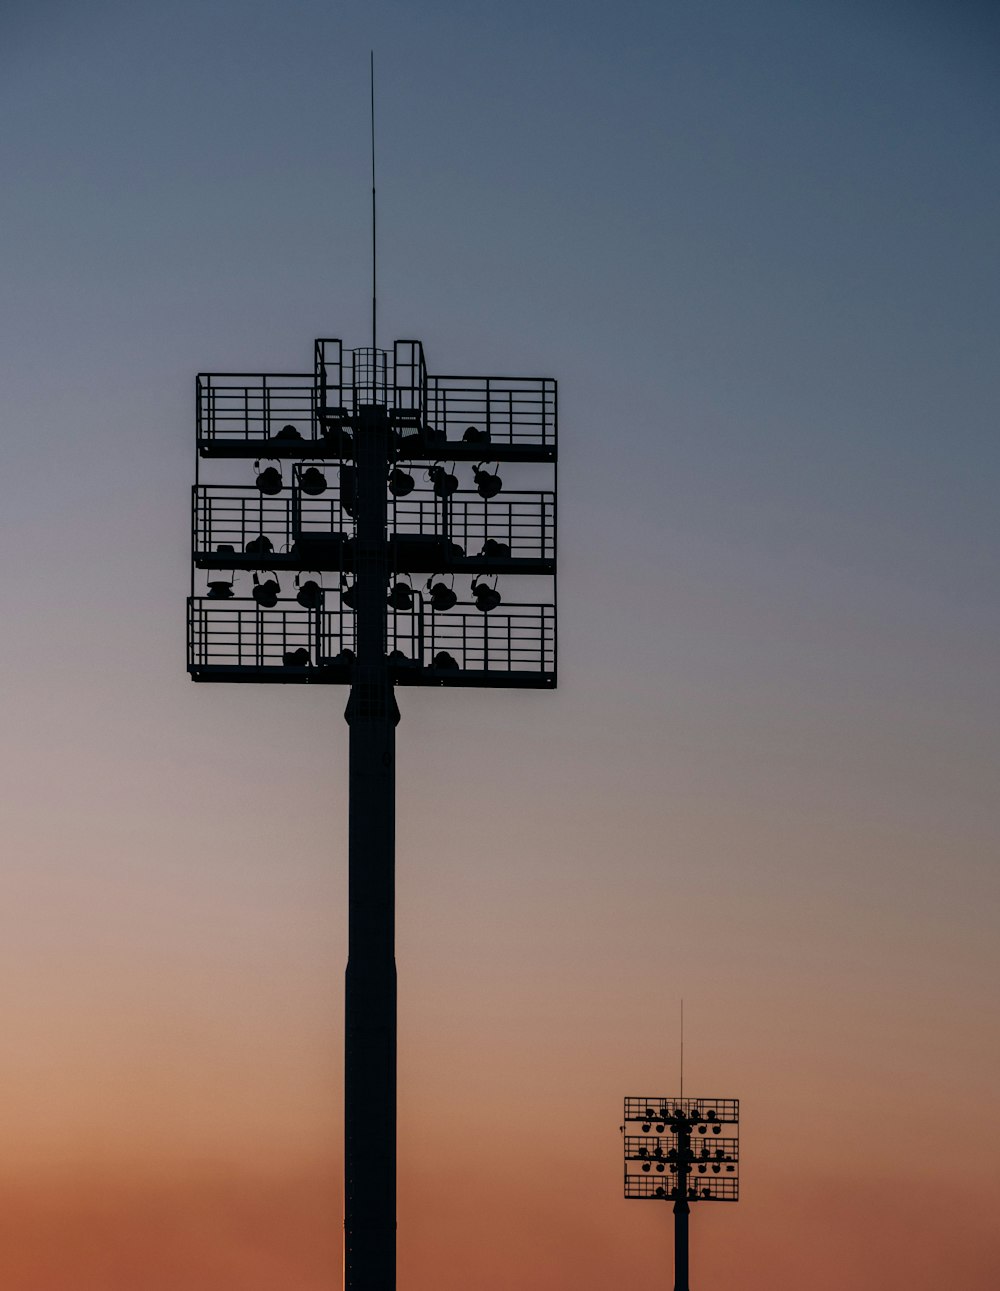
[299, 466, 328, 496]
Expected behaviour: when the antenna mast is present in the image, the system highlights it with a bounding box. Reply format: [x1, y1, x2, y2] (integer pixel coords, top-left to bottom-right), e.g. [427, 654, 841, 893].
[370, 51, 377, 354]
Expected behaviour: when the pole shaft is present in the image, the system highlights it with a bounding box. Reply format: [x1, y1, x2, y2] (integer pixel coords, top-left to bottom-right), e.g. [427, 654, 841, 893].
[673, 1122, 691, 1291]
[344, 402, 397, 1290]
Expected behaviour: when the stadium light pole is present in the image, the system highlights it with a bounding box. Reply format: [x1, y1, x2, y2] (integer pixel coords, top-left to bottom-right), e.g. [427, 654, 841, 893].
[189, 339, 557, 1289]
[623, 1095, 740, 1291]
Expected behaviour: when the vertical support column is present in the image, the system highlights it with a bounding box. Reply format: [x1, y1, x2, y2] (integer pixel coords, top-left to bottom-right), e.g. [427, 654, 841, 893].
[344, 402, 398, 1290]
[673, 1119, 691, 1291]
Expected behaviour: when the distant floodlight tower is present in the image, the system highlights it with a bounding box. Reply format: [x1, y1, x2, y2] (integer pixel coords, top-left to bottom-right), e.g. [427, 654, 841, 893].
[623, 1095, 740, 1291]
[189, 339, 556, 1289]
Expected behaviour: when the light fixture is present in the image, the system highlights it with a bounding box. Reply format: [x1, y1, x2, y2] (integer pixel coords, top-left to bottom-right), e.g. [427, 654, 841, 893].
[295, 575, 323, 609]
[462, 425, 491, 444]
[388, 581, 413, 611]
[254, 461, 282, 495]
[698, 1125, 708, 1134]
[426, 578, 457, 611]
[432, 651, 459, 670]
[206, 579, 234, 599]
[642, 1163, 651, 1173]
[275, 424, 302, 440]
[245, 534, 273, 555]
[389, 467, 415, 497]
[655, 1123, 665, 1134]
[471, 577, 501, 612]
[427, 464, 459, 497]
[252, 572, 280, 608]
[283, 647, 310, 666]
[712, 1125, 722, 1135]
[300, 465, 328, 495]
[341, 577, 356, 609]
[480, 538, 511, 559]
[473, 463, 502, 499]
[331, 647, 356, 666]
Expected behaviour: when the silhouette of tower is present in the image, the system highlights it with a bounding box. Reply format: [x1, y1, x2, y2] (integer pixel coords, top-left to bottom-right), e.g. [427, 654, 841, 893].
[623, 1095, 740, 1291]
[189, 339, 557, 1288]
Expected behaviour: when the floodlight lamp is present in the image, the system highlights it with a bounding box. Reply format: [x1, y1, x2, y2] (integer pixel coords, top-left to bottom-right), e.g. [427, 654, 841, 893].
[252, 573, 280, 608]
[462, 425, 491, 444]
[300, 466, 328, 496]
[481, 538, 511, 559]
[473, 464, 502, 499]
[706, 1110, 718, 1121]
[388, 581, 414, 611]
[215, 543, 235, 556]
[472, 577, 501, 613]
[641, 1123, 651, 1133]
[656, 1123, 665, 1133]
[642, 1162, 651, 1172]
[656, 1163, 665, 1173]
[698, 1125, 707, 1134]
[427, 579, 457, 612]
[245, 534, 274, 556]
[427, 464, 459, 497]
[206, 580, 234, 599]
[645, 1107, 656, 1119]
[275, 424, 302, 440]
[295, 576, 323, 609]
[712, 1125, 722, 1134]
[654, 1186, 665, 1198]
[331, 648, 355, 666]
[255, 463, 283, 495]
[283, 647, 310, 666]
[388, 467, 415, 497]
[432, 651, 459, 670]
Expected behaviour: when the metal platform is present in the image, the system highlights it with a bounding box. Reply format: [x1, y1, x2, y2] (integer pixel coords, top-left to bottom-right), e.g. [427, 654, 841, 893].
[196, 339, 557, 462]
[187, 598, 556, 687]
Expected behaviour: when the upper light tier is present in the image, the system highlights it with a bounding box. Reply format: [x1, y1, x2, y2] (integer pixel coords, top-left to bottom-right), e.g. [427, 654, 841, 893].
[197, 339, 557, 463]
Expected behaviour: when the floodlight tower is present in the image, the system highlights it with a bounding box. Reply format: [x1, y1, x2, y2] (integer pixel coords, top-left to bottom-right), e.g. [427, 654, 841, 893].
[623, 1095, 740, 1291]
[189, 340, 557, 1289]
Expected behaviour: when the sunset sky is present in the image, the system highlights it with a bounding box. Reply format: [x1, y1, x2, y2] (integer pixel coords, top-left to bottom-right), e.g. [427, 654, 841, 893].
[1, 1, 998, 1287]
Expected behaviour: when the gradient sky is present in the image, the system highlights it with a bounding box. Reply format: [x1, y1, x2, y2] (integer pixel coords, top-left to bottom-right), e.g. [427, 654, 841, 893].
[1, 1, 999, 1287]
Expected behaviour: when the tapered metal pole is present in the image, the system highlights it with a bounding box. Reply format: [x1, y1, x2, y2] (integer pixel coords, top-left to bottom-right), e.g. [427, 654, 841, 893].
[673, 1121, 690, 1291]
[344, 400, 397, 1290]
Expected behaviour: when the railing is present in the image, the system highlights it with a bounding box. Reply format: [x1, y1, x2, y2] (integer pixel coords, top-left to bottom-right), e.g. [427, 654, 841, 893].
[624, 1098, 740, 1124]
[421, 602, 555, 674]
[425, 375, 556, 448]
[624, 1175, 739, 1202]
[624, 1137, 739, 1164]
[188, 600, 325, 669]
[194, 486, 553, 567]
[197, 355, 556, 454]
[196, 373, 318, 442]
[391, 489, 555, 562]
[193, 487, 299, 556]
[189, 598, 554, 678]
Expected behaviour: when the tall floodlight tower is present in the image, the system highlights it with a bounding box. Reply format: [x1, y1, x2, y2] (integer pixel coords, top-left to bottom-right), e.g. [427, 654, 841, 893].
[623, 1095, 740, 1291]
[189, 339, 556, 1289]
